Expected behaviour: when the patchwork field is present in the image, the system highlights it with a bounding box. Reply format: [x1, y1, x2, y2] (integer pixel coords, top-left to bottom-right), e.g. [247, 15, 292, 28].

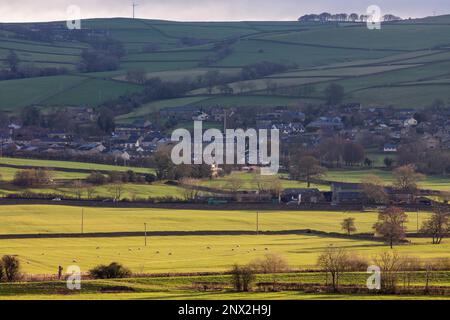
[3, 16, 450, 110]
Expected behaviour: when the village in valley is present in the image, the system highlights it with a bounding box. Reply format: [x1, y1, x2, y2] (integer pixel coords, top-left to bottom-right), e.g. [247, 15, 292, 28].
[0, 5, 449, 301]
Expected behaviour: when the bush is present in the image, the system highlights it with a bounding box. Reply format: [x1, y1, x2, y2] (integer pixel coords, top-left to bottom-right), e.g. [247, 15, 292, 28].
[1, 255, 21, 282]
[86, 172, 107, 185]
[89, 262, 131, 279]
[0, 260, 4, 281]
[145, 173, 157, 183]
[13, 169, 53, 187]
[346, 254, 369, 271]
[230, 264, 256, 292]
[249, 253, 288, 274]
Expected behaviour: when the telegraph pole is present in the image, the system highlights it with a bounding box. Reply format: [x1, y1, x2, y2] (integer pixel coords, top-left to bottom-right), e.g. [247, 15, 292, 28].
[81, 208, 84, 234]
[256, 211, 259, 235]
[144, 223, 147, 246]
[417, 209, 419, 233]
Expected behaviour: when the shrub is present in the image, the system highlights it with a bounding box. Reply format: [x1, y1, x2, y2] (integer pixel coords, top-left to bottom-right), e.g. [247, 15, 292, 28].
[13, 169, 53, 187]
[249, 253, 288, 274]
[346, 254, 369, 271]
[86, 172, 107, 185]
[0, 260, 4, 281]
[230, 264, 255, 292]
[1, 255, 21, 282]
[89, 262, 131, 279]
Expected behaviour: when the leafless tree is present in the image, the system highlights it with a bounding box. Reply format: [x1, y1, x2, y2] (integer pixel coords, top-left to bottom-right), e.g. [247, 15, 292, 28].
[421, 205, 449, 244]
[373, 207, 408, 249]
[393, 164, 425, 194]
[362, 175, 388, 204]
[372, 251, 404, 292]
[341, 217, 357, 235]
[317, 246, 349, 291]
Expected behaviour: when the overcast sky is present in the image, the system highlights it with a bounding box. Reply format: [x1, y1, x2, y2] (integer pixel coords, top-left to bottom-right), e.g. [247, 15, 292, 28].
[0, 0, 449, 22]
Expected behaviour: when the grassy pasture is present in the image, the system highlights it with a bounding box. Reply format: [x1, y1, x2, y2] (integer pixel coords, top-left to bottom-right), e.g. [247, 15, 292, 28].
[217, 39, 389, 67]
[40, 78, 144, 106]
[261, 25, 450, 51]
[197, 172, 329, 191]
[0, 234, 447, 274]
[1, 272, 450, 300]
[324, 169, 450, 192]
[0, 75, 87, 109]
[0, 167, 88, 181]
[0, 205, 430, 235]
[0, 157, 154, 174]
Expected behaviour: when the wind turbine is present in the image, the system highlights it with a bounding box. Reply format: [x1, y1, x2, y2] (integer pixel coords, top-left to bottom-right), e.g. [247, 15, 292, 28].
[132, 3, 139, 19]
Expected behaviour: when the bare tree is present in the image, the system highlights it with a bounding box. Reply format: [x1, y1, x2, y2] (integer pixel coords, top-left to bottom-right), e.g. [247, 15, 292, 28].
[317, 246, 349, 291]
[421, 205, 449, 244]
[373, 207, 408, 249]
[180, 178, 201, 202]
[393, 164, 425, 194]
[109, 183, 124, 201]
[226, 176, 244, 193]
[289, 155, 326, 188]
[86, 186, 97, 200]
[73, 180, 85, 200]
[341, 217, 357, 235]
[372, 251, 404, 292]
[361, 175, 388, 204]
[230, 264, 255, 292]
[1, 255, 21, 282]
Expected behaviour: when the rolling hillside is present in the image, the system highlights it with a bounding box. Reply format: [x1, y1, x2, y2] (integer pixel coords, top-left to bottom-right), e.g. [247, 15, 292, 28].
[2, 16, 450, 115]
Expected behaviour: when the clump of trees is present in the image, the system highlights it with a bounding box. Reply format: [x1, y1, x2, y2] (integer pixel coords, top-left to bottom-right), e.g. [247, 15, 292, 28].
[0, 50, 68, 81]
[316, 137, 366, 168]
[78, 38, 125, 72]
[152, 150, 212, 181]
[89, 262, 131, 279]
[298, 12, 401, 23]
[0, 255, 21, 282]
[13, 169, 53, 187]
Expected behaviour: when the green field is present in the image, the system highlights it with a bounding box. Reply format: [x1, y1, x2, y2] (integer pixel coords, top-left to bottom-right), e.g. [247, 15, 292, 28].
[0, 157, 154, 174]
[1, 274, 450, 300]
[323, 169, 450, 192]
[0, 205, 431, 235]
[3, 16, 450, 110]
[2, 235, 448, 275]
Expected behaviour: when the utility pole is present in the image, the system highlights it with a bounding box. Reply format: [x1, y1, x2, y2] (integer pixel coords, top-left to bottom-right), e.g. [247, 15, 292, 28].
[81, 208, 84, 234]
[132, 3, 139, 19]
[256, 211, 259, 235]
[417, 209, 419, 233]
[144, 223, 147, 246]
